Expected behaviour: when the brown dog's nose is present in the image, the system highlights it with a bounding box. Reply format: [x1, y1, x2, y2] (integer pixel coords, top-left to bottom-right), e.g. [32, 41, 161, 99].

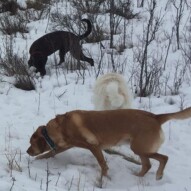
[26, 148, 30, 154]
[27, 147, 33, 156]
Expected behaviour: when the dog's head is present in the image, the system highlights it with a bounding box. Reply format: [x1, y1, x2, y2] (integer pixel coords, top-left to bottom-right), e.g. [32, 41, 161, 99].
[28, 54, 47, 76]
[27, 126, 50, 156]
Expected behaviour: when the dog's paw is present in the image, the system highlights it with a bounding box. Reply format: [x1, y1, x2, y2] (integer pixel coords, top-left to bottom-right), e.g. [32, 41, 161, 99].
[156, 172, 163, 180]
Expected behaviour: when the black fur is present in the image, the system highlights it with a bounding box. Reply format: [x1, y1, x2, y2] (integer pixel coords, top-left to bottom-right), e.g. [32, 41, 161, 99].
[28, 19, 94, 76]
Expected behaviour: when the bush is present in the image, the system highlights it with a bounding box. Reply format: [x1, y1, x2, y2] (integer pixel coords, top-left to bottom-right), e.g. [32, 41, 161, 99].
[50, 13, 108, 43]
[26, 0, 49, 11]
[70, 0, 104, 14]
[0, 13, 29, 36]
[0, 0, 24, 15]
[0, 52, 35, 91]
[25, 0, 51, 21]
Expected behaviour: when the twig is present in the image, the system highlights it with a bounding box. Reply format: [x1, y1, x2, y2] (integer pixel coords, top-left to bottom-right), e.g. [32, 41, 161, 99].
[37, 93, 41, 115]
[55, 172, 61, 186]
[40, 179, 43, 190]
[10, 177, 16, 191]
[46, 162, 51, 191]
[68, 175, 74, 191]
[57, 90, 67, 100]
[104, 149, 141, 165]
[27, 157, 31, 178]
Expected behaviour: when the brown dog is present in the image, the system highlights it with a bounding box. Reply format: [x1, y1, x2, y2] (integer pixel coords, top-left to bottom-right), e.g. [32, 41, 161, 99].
[27, 107, 191, 180]
[28, 19, 94, 76]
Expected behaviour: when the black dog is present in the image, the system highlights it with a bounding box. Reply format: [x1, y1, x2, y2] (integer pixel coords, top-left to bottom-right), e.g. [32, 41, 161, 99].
[28, 19, 94, 76]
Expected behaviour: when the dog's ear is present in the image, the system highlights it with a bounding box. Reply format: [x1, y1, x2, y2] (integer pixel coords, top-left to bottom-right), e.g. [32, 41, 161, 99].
[36, 125, 46, 137]
[30, 126, 45, 143]
[64, 112, 71, 119]
[55, 114, 67, 124]
[55, 113, 71, 128]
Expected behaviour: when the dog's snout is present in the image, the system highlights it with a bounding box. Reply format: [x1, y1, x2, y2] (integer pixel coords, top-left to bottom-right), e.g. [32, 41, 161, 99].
[26, 147, 30, 154]
[27, 147, 34, 156]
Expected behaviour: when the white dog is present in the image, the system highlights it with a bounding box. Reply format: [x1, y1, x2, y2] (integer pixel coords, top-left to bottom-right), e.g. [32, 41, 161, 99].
[92, 73, 132, 110]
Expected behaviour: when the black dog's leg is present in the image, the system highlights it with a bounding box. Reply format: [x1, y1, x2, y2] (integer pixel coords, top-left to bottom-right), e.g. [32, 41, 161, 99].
[70, 48, 94, 66]
[39, 67, 46, 76]
[57, 48, 68, 65]
[36, 57, 47, 76]
[36, 64, 46, 76]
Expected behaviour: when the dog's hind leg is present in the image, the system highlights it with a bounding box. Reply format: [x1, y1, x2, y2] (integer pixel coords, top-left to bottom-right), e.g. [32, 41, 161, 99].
[57, 48, 68, 65]
[134, 155, 151, 177]
[148, 153, 168, 180]
[70, 48, 94, 66]
[133, 153, 168, 180]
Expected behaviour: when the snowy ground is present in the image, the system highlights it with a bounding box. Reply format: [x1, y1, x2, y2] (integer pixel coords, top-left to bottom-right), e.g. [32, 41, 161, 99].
[0, 1, 191, 191]
[1, 71, 191, 191]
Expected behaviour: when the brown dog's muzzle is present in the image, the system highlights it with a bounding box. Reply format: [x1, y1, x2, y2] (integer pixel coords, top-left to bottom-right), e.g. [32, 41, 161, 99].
[27, 146, 40, 156]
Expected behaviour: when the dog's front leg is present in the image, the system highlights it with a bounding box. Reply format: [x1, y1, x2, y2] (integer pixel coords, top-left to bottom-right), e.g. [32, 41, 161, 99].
[89, 146, 108, 176]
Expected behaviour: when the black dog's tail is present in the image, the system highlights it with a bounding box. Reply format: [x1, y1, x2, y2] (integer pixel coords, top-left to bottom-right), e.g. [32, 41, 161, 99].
[79, 19, 92, 40]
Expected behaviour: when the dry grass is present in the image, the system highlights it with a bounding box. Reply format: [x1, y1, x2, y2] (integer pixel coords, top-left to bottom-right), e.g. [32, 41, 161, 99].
[0, 52, 35, 91]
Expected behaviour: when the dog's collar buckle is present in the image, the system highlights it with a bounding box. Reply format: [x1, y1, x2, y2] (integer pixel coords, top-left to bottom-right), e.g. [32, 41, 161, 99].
[41, 127, 57, 152]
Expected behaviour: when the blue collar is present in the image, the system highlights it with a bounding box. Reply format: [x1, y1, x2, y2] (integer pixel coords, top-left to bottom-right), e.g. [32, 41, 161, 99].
[41, 127, 57, 151]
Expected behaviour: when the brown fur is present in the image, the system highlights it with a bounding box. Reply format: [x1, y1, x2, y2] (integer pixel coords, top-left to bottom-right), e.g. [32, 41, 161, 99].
[27, 107, 191, 180]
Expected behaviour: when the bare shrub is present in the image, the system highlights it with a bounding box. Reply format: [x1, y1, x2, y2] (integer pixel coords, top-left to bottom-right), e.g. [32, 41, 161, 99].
[25, 0, 51, 21]
[133, 0, 163, 97]
[0, 54, 35, 91]
[70, 0, 105, 14]
[50, 11, 107, 43]
[167, 61, 186, 95]
[5, 151, 22, 175]
[69, 0, 110, 43]
[0, 0, 25, 15]
[181, 29, 191, 84]
[105, 0, 138, 20]
[172, 0, 186, 50]
[26, 0, 51, 10]
[50, 13, 78, 33]
[113, 35, 129, 54]
[0, 38, 35, 91]
[0, 13, 29, 36]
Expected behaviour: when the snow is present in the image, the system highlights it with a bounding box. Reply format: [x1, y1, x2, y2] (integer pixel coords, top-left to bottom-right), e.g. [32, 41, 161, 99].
[0, 1, 191, 190]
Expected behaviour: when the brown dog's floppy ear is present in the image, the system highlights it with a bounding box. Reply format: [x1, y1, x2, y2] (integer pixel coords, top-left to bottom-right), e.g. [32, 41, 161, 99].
[55, 114, 69, 125]
[31, 125, 46, 141]
[55, 115, 63, 124]
[36, 125, 47, 137]
[64, 112, 71, 119]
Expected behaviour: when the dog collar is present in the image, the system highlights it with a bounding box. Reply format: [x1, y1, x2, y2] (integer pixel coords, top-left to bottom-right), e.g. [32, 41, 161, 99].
[41, 127, 57, 151]
[31, 51, 44, 56]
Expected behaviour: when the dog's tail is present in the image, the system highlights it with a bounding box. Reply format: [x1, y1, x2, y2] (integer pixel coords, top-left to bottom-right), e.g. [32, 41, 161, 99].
[156, 107, 191, 125]
[79, 19, 92, 40]
[106, 81, 124, 109]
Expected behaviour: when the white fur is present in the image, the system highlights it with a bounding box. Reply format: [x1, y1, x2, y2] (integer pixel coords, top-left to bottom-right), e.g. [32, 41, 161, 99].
[92, 73, 132, 110]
